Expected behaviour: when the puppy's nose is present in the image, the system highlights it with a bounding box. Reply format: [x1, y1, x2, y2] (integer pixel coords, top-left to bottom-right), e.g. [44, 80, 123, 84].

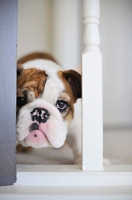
[30, 107, 50, 123]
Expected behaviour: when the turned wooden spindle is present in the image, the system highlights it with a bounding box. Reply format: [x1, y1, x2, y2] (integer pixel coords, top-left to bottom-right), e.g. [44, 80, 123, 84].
[82, 0, 103, 170]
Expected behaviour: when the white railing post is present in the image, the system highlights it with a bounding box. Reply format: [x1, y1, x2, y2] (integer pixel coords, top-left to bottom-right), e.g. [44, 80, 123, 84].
[82, 0, 103, 170]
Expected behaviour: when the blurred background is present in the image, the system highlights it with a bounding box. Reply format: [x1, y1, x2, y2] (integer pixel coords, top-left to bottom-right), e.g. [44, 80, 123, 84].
[17, 0, 132, 164]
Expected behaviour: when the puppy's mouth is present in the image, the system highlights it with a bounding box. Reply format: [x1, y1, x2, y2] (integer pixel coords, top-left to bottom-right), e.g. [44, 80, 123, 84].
[22, 122, 51, 147]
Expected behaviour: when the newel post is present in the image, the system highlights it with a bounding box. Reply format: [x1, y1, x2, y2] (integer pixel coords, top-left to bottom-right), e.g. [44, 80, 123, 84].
[82, 0, 103, 170]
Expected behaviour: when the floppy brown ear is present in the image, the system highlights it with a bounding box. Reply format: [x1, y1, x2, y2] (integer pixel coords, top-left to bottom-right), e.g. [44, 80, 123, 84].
[17, 64, 23, 77]
[62, 70, 81, 101]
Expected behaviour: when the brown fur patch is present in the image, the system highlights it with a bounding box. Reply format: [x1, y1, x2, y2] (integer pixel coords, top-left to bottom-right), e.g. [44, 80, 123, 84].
[17, 68, 47, 112]
[16, 144, 32, 153]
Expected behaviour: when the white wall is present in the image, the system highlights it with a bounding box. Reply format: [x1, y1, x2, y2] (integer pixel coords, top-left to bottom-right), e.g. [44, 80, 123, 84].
[17, 0, 52, 59]
[51, 0, 82, 70]
[17, 0, 132, 128]
[17, 0, 82, 70]
[100, 0, 132, 127]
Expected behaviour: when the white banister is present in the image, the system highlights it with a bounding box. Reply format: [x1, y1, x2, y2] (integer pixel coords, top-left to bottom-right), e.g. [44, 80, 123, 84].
[82, 0, 103, 170]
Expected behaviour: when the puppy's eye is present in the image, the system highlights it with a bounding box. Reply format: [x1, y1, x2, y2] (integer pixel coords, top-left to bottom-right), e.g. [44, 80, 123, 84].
[17, 97, 27, 107]
[56, 100, 68, 112]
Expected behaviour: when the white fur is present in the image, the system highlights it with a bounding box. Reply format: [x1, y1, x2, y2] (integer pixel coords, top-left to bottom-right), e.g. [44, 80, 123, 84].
[42, 77, 64, 105]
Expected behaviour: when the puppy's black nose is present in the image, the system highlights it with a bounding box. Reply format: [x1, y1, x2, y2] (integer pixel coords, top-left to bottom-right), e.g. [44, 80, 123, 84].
[30, 107, 50, 123]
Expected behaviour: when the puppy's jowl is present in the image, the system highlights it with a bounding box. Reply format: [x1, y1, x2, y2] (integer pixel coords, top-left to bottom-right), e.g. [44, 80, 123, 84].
[17, 54, 82, 164]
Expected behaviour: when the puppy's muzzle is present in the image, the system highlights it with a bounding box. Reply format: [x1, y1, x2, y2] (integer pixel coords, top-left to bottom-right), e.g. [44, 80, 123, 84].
[30, 107, 50, 124]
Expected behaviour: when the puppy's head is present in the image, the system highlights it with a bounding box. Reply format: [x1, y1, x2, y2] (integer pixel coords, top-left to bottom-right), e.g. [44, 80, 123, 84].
[17, 59, 81, 148]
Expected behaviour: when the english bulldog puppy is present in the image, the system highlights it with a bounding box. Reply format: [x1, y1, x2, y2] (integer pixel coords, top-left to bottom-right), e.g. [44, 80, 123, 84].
[17, 54, 82, 164]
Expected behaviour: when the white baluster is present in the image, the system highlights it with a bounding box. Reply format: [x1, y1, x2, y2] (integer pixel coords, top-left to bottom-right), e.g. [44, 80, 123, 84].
[83, 0, 100, 53]
[82, 0, 103, 170]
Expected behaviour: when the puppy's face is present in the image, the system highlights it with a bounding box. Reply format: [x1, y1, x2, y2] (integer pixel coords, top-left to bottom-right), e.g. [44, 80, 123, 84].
[17, 59, 81, 148]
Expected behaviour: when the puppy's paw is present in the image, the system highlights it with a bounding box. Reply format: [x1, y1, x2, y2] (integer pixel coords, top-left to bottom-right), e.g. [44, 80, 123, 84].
[16, 144, 32, 153]
[74, 155, 82, 165]
[103, 158, 111, 165]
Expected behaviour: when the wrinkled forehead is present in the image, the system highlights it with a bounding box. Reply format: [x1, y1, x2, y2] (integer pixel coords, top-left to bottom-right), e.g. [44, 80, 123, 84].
[22, 59, 66, 104]
[41, 74, 65, 104]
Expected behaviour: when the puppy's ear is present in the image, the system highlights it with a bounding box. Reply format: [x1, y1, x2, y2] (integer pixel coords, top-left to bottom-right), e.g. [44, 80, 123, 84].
[17, 64, 23, 77]
[62, 70, 81, 101]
